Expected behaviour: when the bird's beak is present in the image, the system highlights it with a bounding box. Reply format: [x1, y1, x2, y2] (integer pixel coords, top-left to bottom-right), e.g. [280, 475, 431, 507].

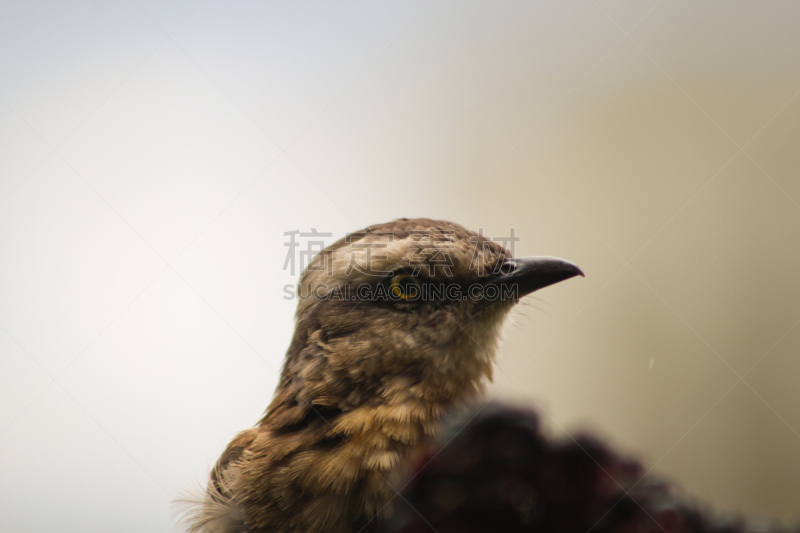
[482, 256, 584, 303]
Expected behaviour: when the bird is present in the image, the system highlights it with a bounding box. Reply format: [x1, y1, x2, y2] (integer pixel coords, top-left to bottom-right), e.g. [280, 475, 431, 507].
[179, 217, 584, 533]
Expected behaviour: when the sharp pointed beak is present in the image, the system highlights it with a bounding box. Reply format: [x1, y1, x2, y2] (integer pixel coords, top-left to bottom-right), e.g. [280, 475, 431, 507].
[483, 256, 584, 303]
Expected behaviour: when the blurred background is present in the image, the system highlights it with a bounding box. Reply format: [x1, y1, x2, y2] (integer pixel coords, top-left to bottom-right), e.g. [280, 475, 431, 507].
[2, 1, 800, 531]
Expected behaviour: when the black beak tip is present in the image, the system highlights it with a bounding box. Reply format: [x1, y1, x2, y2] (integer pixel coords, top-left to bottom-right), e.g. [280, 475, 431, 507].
[491, 256, 584, 299]
[534, 262, 584, 291]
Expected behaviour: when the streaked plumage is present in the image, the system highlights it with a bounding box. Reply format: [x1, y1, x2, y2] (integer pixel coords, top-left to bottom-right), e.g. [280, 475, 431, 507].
[179, 218, 582, 533]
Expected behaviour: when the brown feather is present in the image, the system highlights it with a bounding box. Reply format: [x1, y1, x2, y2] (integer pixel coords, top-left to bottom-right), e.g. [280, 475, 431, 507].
[183, 218, 518, 532]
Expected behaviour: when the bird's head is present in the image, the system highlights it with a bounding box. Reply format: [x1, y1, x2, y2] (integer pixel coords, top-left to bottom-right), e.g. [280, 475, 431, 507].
[277, 218, 583, 410]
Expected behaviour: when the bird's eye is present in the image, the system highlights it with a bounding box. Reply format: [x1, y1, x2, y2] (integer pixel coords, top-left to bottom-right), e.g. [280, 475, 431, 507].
[390, 273, 421, 300]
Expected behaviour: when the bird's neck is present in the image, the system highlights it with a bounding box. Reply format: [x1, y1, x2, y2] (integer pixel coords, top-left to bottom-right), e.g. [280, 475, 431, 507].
[243, 313, 505, 530]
